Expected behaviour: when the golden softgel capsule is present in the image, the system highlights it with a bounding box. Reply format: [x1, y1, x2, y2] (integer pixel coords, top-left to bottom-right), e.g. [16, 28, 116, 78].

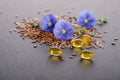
[49, 47, 62, 56]
[81, 35, 92, 46]
[71, 39, 84, 48]
[80, 50, 94, 59]
[71, 35, 92, 48]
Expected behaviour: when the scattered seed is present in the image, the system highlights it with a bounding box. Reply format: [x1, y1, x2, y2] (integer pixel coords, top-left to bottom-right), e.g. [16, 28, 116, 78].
[31, 40, 36, 43]
[102, 40, 106, 43]
[9, 30, 12, 33]
[33, 45, 37, 48]
[15, 15, 19, 18]
[103, 31, 107, 33]
[22, 37, 25, 40]
[44, 9, 51, 12]
[101, 46, 104, 49]
[20, 35, 23, 37]
[86, 46, 92, 49]
[13, 21, 16, 24]
[92, 44, 98, 49]
[38, 12, 41, 14]
[67, 12, 71, 14]
[69, 56, 74, 59]
[40, 43, 42, 45]
[99, 45, 104, 49]
[13, 29, 17, 32]
[17, 31, 21, 33]
[97, 32, 101, 34]
[73, 17, 77, 21]
[114, 37, 119, 41]
[95, 33, 102, 38]
[67, 17, 72, 22]
[111, 42, 116, 45]
[59, 57, 64, 61]
[72, 53, 77, 56]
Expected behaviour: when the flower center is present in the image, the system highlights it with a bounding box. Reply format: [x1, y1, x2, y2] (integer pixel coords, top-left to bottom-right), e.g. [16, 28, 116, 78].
[62, 29, 66, 34]
[84, 19, 88, 23]
[48, 22, 52, 27]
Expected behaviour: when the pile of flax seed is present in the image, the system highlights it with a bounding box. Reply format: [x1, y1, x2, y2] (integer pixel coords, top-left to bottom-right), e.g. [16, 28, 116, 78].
[11, 16, 104, 49]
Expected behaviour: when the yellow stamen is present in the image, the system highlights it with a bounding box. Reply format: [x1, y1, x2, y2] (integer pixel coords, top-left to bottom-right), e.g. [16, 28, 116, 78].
[48, 22, 52, 27]
[62, 29, 66, 34]
[84, 19, 88, 23]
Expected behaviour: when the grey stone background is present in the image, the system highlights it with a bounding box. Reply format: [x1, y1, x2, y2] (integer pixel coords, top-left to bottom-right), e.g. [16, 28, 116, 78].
[0, 0, 120, 80]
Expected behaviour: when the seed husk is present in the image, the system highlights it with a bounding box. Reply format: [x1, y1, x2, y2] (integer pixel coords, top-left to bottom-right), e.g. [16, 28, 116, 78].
[114, 37, 119, 41]
[99, 45, 104, 49]
[33, 45, 37, 48]
[59, 57, 64, 61]
[22, 37, 25, 40]
[13, 29, 17, 32]
[111, 42, 116, 45]
[44, 9, 51, 12]
[31, 40, 37, 43]
[38, 12, 41, 14]
[69, 56, 74, 59]
[72, 53, 77, 56]
[102, 40, 106, 43]
[17, 31, 21, 33]
[9, 30, 12, 33]
[20, 35, 23, 37]
[103, 31, 108, 33]
[67, 12, 71, 14]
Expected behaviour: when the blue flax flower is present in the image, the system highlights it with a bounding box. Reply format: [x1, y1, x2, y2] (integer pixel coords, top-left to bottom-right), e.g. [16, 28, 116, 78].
[40, 14, 57, 32]
[53, 20, 74, 40]
[77, 11, 96, 28]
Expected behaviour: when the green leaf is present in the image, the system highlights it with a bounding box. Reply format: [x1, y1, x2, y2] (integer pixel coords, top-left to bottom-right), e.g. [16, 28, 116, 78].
[74, 28, 86, 35]
[30, 23, 39, 28]
[79, 28, 86, 33]
[97, 18, 108, 24]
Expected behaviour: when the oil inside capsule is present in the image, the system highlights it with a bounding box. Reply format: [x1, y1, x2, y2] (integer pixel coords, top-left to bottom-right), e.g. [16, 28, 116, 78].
[71, 39, 84, 48]
[49, 47, 62, 56]
[80, 50, 94, 59]
[71, 35, 92, 48]
[81, 35, 92, 46]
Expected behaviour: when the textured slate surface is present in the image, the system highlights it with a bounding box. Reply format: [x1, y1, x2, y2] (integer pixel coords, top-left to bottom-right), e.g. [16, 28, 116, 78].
[0, 0, 120, 80]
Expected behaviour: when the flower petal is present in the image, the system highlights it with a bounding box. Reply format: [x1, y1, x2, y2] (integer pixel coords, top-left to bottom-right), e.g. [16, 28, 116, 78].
[53, 20, 74, 40]
[40, 14, 57, 32]
[77, 10, 96, 28]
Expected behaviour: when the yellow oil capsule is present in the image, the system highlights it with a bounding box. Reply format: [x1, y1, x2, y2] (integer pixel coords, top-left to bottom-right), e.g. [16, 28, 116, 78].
[81, 35, 92, 46]
[71, 39, 84, 48]
[80, 50, 94, 59]
[71, 35, 92, 48]
[49, 47, 62, 56]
